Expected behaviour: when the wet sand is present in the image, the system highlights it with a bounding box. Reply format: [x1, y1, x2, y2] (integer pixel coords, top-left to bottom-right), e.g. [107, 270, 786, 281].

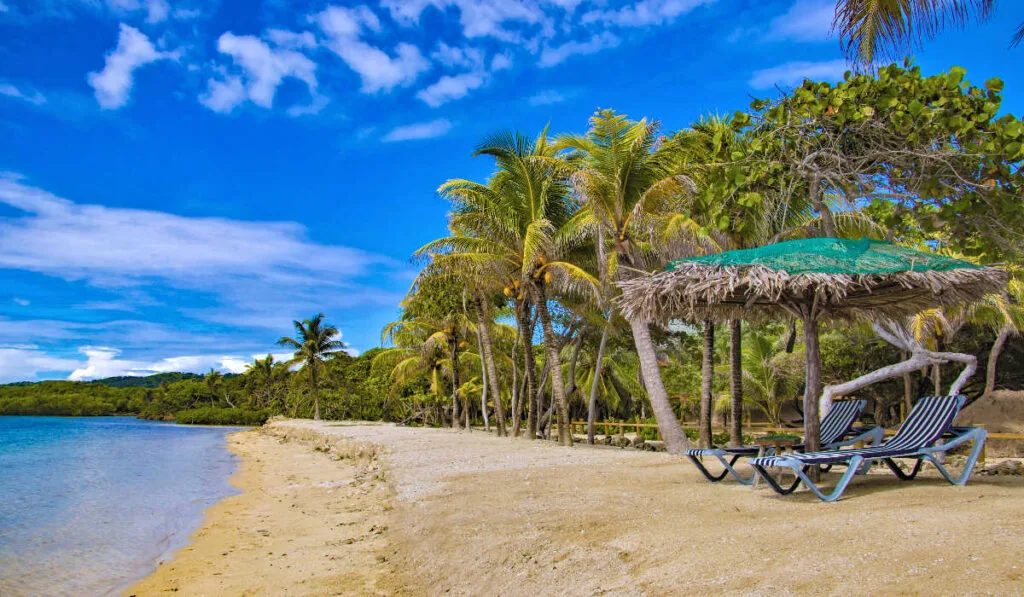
[129, 420, 1024, 596]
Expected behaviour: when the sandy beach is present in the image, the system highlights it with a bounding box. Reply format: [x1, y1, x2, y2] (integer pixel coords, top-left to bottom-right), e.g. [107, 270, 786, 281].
[129, 420, 1024, 596]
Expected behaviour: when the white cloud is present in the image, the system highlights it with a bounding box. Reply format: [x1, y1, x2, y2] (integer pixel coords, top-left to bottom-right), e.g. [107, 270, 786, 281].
[0, 174, 404, 336]
[0, 2, 8, 13]
[173, 7, 201, 19]
[582, 0, 716, 27]
[313, 5, 430, 94]
[0, 83, 46, 105]
[104, 0, 170, 23]
[528, 89, 564, 106]
[0, 346, 80, 383]
[381, 0, 547, 41]
[0, 173, 388, 283]
[87, 24, 178, 110]
[416, 72, 486, 107]
[490, 53, 513, 71]
[13, 298, 30, 306]
[265, 28, 318, 50]
[201, 32, 324, 114]
[431, 42, 485, 70]
[732, 0, 835, 43]
[63, 346, 298, 381]
[382, 118, 452, 142]
[539, 32, 620, 67]
[748, 59, 847, 89]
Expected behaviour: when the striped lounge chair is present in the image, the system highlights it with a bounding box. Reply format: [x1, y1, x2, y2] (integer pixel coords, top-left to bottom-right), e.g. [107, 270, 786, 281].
[685, 399, 884, 485]
[750, 395, 987, 502]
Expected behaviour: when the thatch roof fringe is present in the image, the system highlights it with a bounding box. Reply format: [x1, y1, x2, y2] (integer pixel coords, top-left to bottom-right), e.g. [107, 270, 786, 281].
[617, 262, 1008, 324]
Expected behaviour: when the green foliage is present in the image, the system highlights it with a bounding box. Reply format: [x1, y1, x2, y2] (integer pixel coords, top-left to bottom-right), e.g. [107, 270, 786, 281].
[93, 372, 203, 388]
[173, 407, 271, 426]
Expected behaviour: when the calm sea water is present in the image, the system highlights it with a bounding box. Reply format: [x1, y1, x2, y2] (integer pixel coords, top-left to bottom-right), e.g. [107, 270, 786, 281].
[0, 416, 241, 596]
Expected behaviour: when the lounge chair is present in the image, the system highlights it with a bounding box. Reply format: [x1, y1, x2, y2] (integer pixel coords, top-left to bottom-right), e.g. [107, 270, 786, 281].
[685, 399, 884, 485]
[750, 395, 987, 502]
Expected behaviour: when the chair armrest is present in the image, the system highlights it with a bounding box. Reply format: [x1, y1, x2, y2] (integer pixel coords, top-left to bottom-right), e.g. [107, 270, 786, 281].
[920, 427, 987, 454]
[827, 425, 885, 449]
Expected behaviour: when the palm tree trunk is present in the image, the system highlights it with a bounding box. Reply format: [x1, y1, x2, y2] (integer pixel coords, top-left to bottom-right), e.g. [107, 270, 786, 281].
[803, 317, 822, 453]
[474, 296, 506, 436]
[311, 366, 321, 421]
[516, 301, 539, 439]
[587, 319, 610, 444]
[531, 281, 572, 447]
[628, 317, 690, 454]
[475, 324, 489, 431]
[932, 336, 943, 395]
[699, 320, 714, 449]
[728, 319, 743, 448]
[901, 351, 913, 419]
[986, 328, 1011, 394]
[451, 339, 460, 429]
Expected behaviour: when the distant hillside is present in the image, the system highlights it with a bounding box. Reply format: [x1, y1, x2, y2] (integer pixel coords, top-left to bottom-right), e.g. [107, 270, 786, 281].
[92, 372, 203, 388]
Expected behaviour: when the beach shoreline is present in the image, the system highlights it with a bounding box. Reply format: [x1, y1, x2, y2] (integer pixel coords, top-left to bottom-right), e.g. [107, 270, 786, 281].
[129, 420, 1024, 596]
[125, 425, 396, 596]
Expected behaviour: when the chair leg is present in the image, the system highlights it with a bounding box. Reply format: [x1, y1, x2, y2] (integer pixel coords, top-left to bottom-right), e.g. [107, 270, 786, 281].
[755, 457, 865, 502]
[793, 456, 864, 502]
[687, 454, 752, 484]
[924, 428, 988, 486]
[883, 458, 924, 480]
[751, 464, 802, 495]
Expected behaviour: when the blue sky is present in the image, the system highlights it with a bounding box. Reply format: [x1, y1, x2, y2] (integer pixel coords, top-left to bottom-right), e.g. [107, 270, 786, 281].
[1, 0, 1023, 382]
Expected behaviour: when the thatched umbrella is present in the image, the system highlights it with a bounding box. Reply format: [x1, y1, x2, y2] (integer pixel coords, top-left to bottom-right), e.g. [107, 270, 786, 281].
[618, 237, 1007, 452]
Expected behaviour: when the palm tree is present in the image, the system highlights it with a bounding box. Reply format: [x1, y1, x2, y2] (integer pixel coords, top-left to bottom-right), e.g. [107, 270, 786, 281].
[834, 1, 1022, 65]
[425, 129, 593, 446]
[245, 354, 289, 408]
[741, 327, 800, 426]
[203, 368, 223, 407]
[554, 109, 706, 454]
[414, 241, 510, 436]
[277, 313, 347, 421]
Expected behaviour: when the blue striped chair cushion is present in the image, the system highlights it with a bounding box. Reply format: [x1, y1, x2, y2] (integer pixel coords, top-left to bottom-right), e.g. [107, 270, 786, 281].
[752, 395, 965, 467]
[685, 399, 866, 457]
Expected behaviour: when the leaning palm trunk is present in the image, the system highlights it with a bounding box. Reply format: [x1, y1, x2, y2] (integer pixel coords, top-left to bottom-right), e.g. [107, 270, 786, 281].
[986, 328, 1010, 394]
[532, 281, 572, 446]
[451, 340, 460, 429]
[516, 302, 539, 439]
[699, 320, 714, 449]
[587, 318, 610, 444]
[475, 326, 489, 430]
[628, 317, 690, 454]
[728, 319, 743, 447]
[474, 296, 507, 436]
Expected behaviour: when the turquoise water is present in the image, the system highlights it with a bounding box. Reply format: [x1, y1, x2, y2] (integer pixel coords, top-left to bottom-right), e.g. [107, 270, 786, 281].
[0, 416, 241, 596]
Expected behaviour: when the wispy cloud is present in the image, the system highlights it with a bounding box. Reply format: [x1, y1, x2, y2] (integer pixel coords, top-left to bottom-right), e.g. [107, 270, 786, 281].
[87, 24, 179, 109]
[0, 174, 407, 365]
[0, 83, 46, 105]
[0, 345, 81, 383]
[748, 59, 847, 89]
[582, 0, 716, 28]
[539, 32, 620, 67]
[416, 73, 487, 107]
[528, 89, 565, 106]
[382, 118, 453, 142]
[731, 0, 836, 44]
[12, 298, 30, 306]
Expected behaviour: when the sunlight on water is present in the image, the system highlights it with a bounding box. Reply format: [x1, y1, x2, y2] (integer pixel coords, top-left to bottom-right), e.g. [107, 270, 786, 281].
[0, 417, 240, 596]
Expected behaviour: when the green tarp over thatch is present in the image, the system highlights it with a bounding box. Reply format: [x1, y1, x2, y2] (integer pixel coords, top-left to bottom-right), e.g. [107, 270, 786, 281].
[620, 238, 1006, 324]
